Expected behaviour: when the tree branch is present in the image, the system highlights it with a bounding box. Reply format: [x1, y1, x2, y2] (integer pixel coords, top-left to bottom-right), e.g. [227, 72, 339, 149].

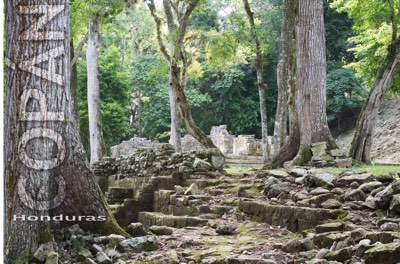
[145, 0, 171, 62]
[70, 31, 88, 69]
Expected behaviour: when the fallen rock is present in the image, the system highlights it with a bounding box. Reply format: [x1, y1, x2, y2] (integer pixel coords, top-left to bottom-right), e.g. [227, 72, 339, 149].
[184, 183, 199, 195]
[95, 252, 111, 264]
[389, 194, 400, 213]
[365, 242, 400, 264]
[118, 235, 158, 252]
[336, 173, 373, 186]
[359, 181, 383, 192]
[149, 225, 173, 235]
[216, 224, 237, 235]
[77, 248, 93, 261]
[380, 222, 399, 231]
[288, 167, 308, 177]
[193, 158, 212, 171]
[325, 246, 352, 262]
[374, 188, 393, 209]
[321, 199, 342, 209]
[268, 169, 290, 179]
[304, 173, 335, 188]
[316, 222, 344, 234]
[44, 252, 59, 264]
[282, 238, 315, 253]
[125, 222, 147, 237]
[107, 234, 125, 248]
[32, 243, 55, 263]
[345, 189, 366, 202]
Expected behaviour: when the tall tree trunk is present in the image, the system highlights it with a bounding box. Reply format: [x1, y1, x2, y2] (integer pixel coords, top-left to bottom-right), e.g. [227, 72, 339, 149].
[70, 40, 80, 130]
[273, 0, 295, 154]
[242, 0, 270, 163]
[87, 17, 103, 163]
[5, 2, 125, 262]
[291, 0, 336, 165]
[270, 39, 299, 168]
[119, 36, 126, 71]
[350, 40, 400, 163]
[137, 91, 143, 137]
[171, 64, 217, 149]
[168, 68, 182, 152]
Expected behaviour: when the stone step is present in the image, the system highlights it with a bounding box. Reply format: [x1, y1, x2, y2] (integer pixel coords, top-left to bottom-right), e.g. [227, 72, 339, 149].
[225, 159, 263, 165]
[138, 212, 209, 229]
[106, 187, 134, 203]
[225, 155, 263, 161]
[238, 199, 343, 232]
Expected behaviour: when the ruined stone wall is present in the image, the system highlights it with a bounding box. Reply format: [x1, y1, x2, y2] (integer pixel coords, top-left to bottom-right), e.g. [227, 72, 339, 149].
[233, 135, 262, 156]
[110, 137, 167, 157]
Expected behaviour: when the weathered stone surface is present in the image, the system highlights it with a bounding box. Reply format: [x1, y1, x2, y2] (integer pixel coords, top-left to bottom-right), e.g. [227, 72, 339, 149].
[365, 242, 400, 264]
[282, 238, 315, 253]
[95, 252, 112, 264]
[138, 212, 208, 228]
[77, 249, 93, 261]
[380, 222, 399, 231]
[345, 189, 367, 201]
[118, 235, 158, 253]
[32, 243, 55, 263]
[268, 169, 290, 179]
[313, 232, 350, 248]
[389, 194, 400, 213]
[321, 199, 342, 209]
[309, 193, 335, 207]
[149, 225, 173, 235]
[125, 222, 147, 237]
[358, 181, 383, 192]
[239, 200, 342, 232]
[288, 167, 308, 177]
[316, 222, 344, 234]
[44, 252, 59, 264]
[303, 173, 335, 187]
[184, 183, 199, 195]
[374, 188, 393, 209]
[325, 247, 352, 262]
[193, 158, 212, 171]
[215, 224, 237, 235]
[336, 173, 373, 186]
[107, 234, 125, 248]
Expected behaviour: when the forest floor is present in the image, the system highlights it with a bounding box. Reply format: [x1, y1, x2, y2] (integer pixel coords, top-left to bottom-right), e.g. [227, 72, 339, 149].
[336, 97, 400, 164]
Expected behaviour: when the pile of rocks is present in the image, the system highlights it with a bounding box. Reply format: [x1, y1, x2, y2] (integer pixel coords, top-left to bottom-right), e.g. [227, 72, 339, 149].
[33, 224, 159, 264]
[92, 146, 224, 179]
[247, 167, 400, 263]
[309, 142, 353, 168]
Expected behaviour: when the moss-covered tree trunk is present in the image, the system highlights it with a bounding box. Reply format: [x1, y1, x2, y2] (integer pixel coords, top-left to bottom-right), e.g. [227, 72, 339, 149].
[5, 1, 125, 262]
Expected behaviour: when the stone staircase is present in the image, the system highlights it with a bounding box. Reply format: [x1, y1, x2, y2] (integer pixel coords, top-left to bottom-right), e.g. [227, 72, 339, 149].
[225, 155, 263, 168]
[103, 167, 400, 264]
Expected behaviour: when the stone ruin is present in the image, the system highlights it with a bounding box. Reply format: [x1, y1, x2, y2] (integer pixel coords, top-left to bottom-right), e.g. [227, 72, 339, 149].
[110, 137, 166, 157]
[110, 125, 270, 159]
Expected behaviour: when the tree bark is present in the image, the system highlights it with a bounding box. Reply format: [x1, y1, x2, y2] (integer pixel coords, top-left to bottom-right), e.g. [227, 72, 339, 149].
[291, 0, 336, 165]
[5, 2, 125, 262]
[70, 40, 80, 130]
[350, 1, 399, 164]
[168, 68, 182, 152]
[87, 17, 104, 163]
[137, 91, 143, 137]
[242, 0, 270, 163]
[350, 40, 400, 163]
[270, 39, 299, 168]
[273, 0, 295, 154]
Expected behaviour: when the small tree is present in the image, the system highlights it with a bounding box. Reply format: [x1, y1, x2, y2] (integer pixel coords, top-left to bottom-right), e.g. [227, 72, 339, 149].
[145, 0, 218, 151]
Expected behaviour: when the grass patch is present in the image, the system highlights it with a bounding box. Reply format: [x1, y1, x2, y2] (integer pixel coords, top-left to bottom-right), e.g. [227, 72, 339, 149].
[324, 164, 400, 176]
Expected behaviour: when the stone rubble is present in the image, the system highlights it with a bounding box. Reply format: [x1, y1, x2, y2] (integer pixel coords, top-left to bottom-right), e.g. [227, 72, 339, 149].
[35, 150, 400, 264]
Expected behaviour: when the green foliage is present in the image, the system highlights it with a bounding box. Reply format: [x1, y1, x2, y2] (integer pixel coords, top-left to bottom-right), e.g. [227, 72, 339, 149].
[78, 44, 132, 151]
[331, 0, 400, 88]
[326, 68, 367, 124]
